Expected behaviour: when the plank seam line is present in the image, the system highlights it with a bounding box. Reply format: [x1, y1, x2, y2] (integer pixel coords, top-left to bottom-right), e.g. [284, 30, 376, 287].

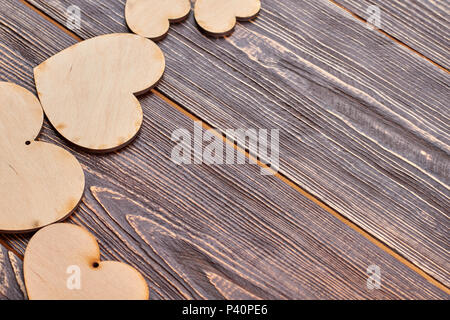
[326, 0, 449, 73]
[19, 0, 450, 294]
[0, 238, 24, 260]
[153, 89, 450, 295]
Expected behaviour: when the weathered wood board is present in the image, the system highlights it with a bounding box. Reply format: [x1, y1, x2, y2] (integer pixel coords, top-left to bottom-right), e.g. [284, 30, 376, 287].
[24, 0, 450, 286]
[0, 0, 448, 299]
[0, 243, 26, 300]
[333, 0, 449, 68]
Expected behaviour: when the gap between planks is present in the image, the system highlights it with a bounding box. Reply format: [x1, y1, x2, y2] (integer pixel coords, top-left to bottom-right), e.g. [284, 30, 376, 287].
[327, 0, 449, 73]
[16, 0, 450, 295]
[0, 238, 24, 260]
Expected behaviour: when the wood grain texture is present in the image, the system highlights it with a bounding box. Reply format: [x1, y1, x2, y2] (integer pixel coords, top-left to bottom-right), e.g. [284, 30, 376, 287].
[34, 33, 165, 152]
[0, 244, 26, 300]
[24, 223, 149, 300]
[25, 0, 450, 285]
[125, 0, 191, 40]
[0, 82, 85, 232]
[333, 0, 450, 68]
[0, 0, 448, 299]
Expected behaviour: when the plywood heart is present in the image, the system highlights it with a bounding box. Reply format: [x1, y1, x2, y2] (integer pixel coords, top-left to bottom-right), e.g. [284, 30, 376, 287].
[194, 0, 261, 36]
[0, 82, 85, 233]
[126, 0, 191, 40]
[34, 33, 165, 152]
[24, 223, 149, 300]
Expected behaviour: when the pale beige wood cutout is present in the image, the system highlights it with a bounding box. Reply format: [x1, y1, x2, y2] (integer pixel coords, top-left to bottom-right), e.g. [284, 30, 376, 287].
[34, 33, 166, 152]
[194, 0, 261, 37]
[0, 82, 85, 233]
[24, 223, 149, 300]
[125, 0, 191, 40]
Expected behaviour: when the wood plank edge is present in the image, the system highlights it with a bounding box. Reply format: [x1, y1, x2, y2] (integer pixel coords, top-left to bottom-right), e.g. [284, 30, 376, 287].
[0, 238, 23, 260]
[20, 0, 83, 41]
[327, 0, 449, 73]
[153, 89, 450, 296]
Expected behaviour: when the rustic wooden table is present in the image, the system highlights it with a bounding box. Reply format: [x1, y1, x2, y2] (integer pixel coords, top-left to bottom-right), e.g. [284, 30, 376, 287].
[0, 0, 448, 299]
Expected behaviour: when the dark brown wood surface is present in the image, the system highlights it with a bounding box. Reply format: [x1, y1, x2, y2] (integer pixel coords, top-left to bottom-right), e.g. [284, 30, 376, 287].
[0, 0, 448, 299]
[23, 0, 450, 286]
[0, 243, 26, 300]
[1, 0, 447, 299]
[333, 0, 449, 68]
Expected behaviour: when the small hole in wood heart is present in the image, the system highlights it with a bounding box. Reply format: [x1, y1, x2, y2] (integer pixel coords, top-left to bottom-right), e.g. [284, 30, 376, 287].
[25, 141, 31, 145]
[92, 262, 99, 268]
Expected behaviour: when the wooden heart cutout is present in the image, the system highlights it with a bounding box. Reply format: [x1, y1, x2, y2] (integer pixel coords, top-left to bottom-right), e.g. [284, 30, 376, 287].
[24, 223, 149, 300]
[125, 0, 191, 40]
[34, 33, 165, 152]
[0, 82, 84, 233]
[194, 0, 261, 37]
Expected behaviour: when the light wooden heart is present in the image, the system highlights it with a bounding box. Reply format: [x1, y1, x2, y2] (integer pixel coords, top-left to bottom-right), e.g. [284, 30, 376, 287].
[125, 0, 191, 40]
[0, 82, 84, 233]
[24, 223, 149, 300]
[34, 33, 165, 152]
[194, 0, 261, 36]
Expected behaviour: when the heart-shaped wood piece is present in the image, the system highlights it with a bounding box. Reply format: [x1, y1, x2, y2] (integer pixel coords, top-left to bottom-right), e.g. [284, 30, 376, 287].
[24, 223, 149, 300]
[194, 0, 261, 37]
[0, 82, 84, 233]
[34, 34, 165, 152]
[125, 0, 191, 40]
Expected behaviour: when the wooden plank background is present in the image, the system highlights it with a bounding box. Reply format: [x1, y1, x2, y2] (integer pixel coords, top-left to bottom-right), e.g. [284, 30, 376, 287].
[0, 243, 26, 300]
[0, 0, 448, 299]
[333, 0, 449, 69]
[23, 0, 450, 286]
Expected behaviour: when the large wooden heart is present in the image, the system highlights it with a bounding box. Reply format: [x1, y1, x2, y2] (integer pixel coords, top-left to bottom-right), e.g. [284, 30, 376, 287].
[194, 0, 261, 36]
[34, 33, 165, 152]
[126, 0, 191, 40]
[24, 223, 149, 300]
[0, 82, 84, 233]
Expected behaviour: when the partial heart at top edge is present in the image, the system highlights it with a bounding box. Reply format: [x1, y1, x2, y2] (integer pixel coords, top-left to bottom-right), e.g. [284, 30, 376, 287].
[194, 0, 261, 37]
[126, 0, 191, 40]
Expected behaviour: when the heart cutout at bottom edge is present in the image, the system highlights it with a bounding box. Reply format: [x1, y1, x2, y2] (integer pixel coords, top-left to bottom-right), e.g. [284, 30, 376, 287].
[24, 223, 149, 300]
